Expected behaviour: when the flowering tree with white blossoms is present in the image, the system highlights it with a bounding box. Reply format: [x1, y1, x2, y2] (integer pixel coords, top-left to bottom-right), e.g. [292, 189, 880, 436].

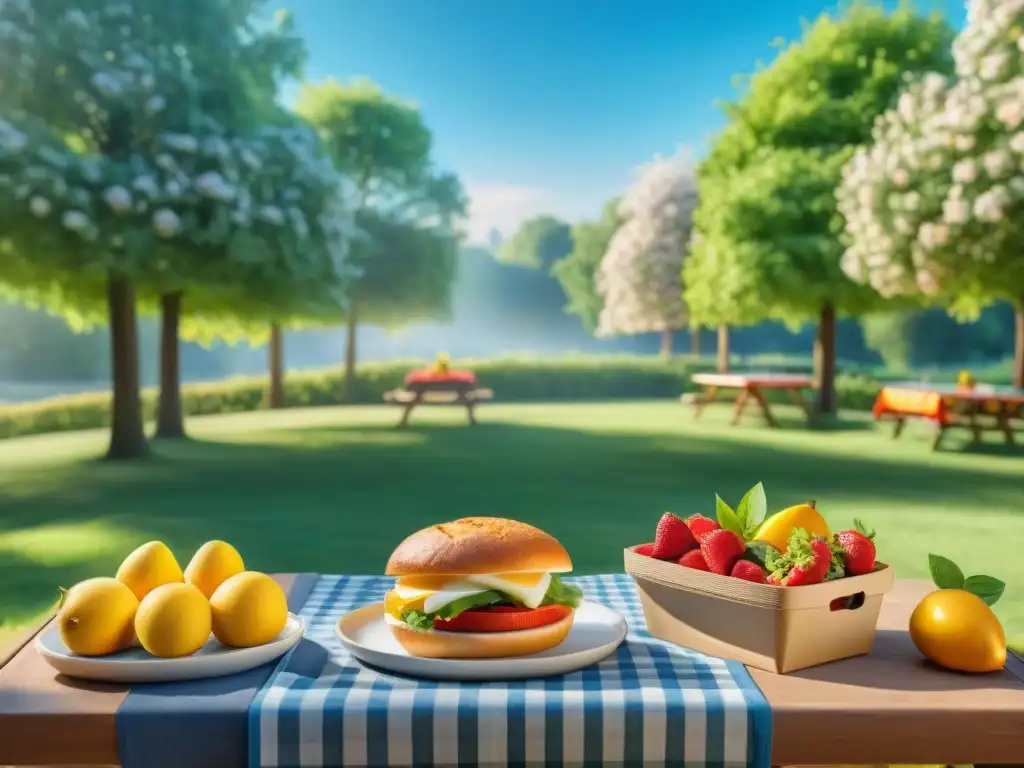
[595, 149, 697, 358]
[839, 0, 1024, 387]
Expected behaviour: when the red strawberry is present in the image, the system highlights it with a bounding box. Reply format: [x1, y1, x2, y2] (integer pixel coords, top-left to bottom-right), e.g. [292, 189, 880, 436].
[730, 560, 767, 583]
[835, 519, 876, 576]
[634, 543, 656, 557]
[678, 549, 710, 570]
[685, 514, 721, 542]
[829, 597, 848, 611]
[652, 513, 698, 559]
[699, 529, 746, 575]
[780, 538, 832, 586]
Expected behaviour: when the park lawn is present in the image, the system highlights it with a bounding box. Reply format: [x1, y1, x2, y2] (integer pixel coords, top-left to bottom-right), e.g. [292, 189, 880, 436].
[1, 400, 1023, 646]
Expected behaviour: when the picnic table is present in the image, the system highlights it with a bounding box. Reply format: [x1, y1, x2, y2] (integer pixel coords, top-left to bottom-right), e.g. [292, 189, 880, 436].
[873, 382, 1024, 450]
[382, 368, 493, 427]
[688, 373, 814, 427]
[2, 574, 1023, 767]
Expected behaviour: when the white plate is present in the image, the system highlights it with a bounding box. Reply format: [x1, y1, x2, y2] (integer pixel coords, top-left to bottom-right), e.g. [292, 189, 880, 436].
[337, 601, 627, 680]
[36, 613, 305, 683]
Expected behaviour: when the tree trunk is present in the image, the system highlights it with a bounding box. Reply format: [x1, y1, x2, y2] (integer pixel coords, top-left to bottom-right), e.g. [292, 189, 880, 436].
[659, 329, 674, 358]
[343, 312, 358, 400]
[268, 323, 285, 409]
[717, 326, 730, 373]
[690, 326, 700, 357]
[106, 276, 149, 460]
[814, 302, 838, 415]
[155, 292, 186, 439]
[1014, 303, 1024, 390]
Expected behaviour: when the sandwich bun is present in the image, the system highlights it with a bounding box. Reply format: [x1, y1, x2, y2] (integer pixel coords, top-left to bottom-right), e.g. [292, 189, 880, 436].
[386, 517, 572, 576]
[385, 609, 574, 659]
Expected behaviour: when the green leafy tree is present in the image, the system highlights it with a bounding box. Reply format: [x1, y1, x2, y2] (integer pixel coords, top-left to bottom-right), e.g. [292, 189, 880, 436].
[838, 0, 1024, 387]
[498, 215, 573, 270]
[687, 2, 955, 412]
[295, 78, 464, 394]
[551, 199, 621, 333]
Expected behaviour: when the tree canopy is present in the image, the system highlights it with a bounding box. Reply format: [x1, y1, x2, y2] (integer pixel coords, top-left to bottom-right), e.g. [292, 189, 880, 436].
[551, 199, 621, 333]
[497, 215, 573, 270]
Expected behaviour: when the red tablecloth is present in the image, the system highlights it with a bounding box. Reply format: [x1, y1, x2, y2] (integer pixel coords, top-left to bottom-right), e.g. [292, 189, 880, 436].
[404, 368, 477, 386]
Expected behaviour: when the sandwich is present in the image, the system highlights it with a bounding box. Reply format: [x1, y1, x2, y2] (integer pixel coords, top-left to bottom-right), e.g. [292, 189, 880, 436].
[383, 517, 584, 658]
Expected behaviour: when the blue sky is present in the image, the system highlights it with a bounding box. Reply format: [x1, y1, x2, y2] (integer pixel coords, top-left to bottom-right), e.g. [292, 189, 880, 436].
[282, 0, 963, 242]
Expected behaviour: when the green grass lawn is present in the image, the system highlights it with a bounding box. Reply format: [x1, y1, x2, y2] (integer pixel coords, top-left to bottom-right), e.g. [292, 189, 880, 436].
[1, 400, 1023, 644]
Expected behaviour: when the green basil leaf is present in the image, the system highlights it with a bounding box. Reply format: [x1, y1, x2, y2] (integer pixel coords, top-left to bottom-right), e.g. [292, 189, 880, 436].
[928, 554, 965, 590]
[737, 482, 767, 534]
[716, 494, 744, 538]
[963, 574, 1005, 606]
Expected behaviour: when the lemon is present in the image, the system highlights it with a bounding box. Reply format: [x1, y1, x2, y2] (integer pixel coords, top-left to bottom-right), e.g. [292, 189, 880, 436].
[909, 588, 1006, 673]
[116, 541, 184, 600]
[752, 501, 831, 552]
[184, 540, 245, 599]
[210, 571, 288, 648]
[58, 577, 139, 656]
[135, 583, 212, 658]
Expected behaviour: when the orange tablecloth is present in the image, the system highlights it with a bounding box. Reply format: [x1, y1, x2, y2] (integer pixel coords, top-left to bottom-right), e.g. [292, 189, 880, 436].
[873, 385, 1024, 424]
[404, 368, 477, 386]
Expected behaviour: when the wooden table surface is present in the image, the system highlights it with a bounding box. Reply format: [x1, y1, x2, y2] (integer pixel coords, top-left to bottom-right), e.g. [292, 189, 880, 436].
[691, 372, 814, 390]
[2, 577, 1023, 766]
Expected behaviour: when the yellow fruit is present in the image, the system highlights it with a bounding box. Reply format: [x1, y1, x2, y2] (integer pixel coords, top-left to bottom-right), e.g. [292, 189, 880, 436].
[909, 588, 1006, 673]
[210, 571, 288, 648]
[116, 541, 184, 600]
[752, 500, 831, 552]
[134, 583, 212, 658]
[58, 577, 139, 656]
[184, 540, 245, 599]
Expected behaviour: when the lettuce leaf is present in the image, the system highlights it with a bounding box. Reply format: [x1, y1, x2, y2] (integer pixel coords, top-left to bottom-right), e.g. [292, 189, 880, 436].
[400, 576, 585, 632]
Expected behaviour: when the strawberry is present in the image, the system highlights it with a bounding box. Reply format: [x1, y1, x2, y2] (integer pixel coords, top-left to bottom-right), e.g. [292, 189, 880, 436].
[634, 543, 656, 557]
[678, 549, 710, 570]
[699, 529, 746, 575]
[685, 514, 721, 542]
[780, 537, 832, 586]
[730, 560, 767, 583]
[652, 513, 698, 559]
[834, 519, 877, 576]
[766, 572, 782, 585]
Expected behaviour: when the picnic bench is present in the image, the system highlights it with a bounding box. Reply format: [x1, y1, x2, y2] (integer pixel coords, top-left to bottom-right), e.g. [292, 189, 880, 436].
[873, 383, 1024, 451]
[2, 575, 1024, 767]
[383, 369, 493, 427]
[688, 372, 814, 427]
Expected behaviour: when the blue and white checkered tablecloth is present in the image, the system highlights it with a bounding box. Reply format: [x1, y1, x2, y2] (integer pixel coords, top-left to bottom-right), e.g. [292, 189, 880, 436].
[249, 574, 772, 768]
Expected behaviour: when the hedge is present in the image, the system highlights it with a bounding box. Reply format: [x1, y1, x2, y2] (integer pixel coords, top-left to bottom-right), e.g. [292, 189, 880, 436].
[0, 355, 884, 440]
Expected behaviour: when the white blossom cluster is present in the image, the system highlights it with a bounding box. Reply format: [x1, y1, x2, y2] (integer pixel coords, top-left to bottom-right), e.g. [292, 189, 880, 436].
[839, 0, 1024, 303]
[595, 149, 696, 337]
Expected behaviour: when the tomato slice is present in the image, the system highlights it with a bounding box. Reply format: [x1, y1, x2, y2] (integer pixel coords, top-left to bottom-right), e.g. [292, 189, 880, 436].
[433, 604, 572, 633]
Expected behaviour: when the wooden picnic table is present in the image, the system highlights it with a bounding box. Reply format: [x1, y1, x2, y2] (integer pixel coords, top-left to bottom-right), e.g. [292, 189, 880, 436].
[873, 382, 1024, 451]
[383, 370, 493, 427]
[2, 577, 1023, 766]
[689, 372, 814, 427]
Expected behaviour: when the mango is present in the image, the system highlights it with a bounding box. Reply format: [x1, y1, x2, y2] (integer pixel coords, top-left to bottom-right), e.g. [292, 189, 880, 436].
[909, 588, 1006, 673]
[185, 540, 245, 599]
[135, 583, 212, 658]
[116, 541, 184, 600]
[58, 577, 139, 656]
[752, 500, 831, 552]
[210, 572, 288, 648]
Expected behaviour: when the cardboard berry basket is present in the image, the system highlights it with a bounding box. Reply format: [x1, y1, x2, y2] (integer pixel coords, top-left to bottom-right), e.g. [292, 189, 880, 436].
[623, 545, 894, 674]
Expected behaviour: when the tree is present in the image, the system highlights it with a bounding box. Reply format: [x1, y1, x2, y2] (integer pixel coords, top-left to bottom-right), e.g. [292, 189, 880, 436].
[687, 2, 955, 412]
[295, 78, 464, 395]
[838, 0, 1024, 387]
[596, 150, 696, 358]
[498, 216, 573, 269]
[552, 199, 621, 333]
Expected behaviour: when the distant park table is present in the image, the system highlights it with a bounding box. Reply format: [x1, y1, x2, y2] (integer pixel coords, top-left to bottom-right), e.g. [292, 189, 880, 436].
[873, 382, 1024, 450]
[383, 368, 493, 427]
[3, 576, 1024, 767]
[688, 372, 814, 427]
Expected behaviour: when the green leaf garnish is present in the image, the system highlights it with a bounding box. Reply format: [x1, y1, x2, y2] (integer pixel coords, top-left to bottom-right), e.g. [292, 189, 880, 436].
[963, 574, 1005, 606]
[736, 482, 768, 539]
[928, 554, 965, 590]
[715, 494, 745, 538]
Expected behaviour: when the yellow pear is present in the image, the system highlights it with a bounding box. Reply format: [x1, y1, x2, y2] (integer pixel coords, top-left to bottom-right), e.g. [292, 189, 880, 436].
[210, 572, 288, 648]
[184, 540, 245, 599]
[909, 589, 1006, 673]
[752, 500, 831, 553]
[58, 577, 139, 656]
[116, 541, 184, 600]
[135, 583, 212, 658]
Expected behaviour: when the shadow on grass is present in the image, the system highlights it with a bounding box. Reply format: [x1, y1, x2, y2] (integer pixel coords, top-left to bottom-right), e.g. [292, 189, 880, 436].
[2, 416, 1023, 625]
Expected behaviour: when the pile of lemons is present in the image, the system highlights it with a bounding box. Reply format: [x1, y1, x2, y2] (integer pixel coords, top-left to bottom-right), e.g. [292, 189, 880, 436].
[57, 540, 288, 658]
